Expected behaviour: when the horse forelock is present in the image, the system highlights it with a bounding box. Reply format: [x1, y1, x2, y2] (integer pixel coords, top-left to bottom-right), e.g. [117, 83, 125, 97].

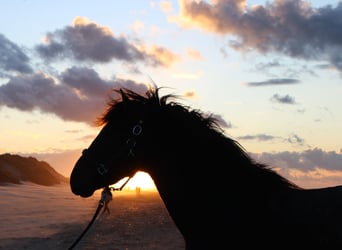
[96, 87, 157, 126]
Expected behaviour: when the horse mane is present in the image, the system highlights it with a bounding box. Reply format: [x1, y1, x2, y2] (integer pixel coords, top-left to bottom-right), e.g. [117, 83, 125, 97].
[97, 86, 170, 125]
[98, 85, 301, 191]
[97, 86, 221, 130]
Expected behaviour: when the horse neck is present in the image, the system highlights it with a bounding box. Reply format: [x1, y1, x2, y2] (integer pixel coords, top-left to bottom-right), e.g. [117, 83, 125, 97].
[141, 125, 299, 245]
[145, 126, 295, 199]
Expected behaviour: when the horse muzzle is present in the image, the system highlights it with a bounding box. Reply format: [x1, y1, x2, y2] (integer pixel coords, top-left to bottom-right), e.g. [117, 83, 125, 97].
[70, 183, 95, 198]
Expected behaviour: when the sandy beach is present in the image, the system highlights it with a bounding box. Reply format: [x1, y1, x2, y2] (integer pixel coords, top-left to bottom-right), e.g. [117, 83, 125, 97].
[0, 183, 184, 250]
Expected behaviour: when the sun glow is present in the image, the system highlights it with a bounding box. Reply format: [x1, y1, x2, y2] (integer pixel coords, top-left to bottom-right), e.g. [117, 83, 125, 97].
[112, 171, 157, 191]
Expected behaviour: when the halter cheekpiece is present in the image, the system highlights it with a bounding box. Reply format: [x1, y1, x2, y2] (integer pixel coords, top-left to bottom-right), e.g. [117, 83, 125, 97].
[95, 120, 143, 176]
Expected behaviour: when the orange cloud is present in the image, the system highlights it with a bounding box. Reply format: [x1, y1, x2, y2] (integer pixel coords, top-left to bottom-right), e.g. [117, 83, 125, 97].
[160, 0, 173, 13]
[141, 45, 181, 67]
[183, 90, 198, 99]
[131, 20, 145, 33]
[72, 16, 113, 36]
[186, 48, 203, 61]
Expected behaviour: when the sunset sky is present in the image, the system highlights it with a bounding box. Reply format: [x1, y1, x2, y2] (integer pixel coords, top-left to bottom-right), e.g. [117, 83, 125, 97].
[0, 0, 341, 188]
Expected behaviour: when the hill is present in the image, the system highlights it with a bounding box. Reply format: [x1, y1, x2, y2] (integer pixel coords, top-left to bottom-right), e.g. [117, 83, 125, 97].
[0, 153, 68, 186]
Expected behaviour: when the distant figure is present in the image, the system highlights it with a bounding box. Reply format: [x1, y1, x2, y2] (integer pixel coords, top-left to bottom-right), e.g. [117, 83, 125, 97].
[136, 186, 141, 196]
[101, 187, 113, 214]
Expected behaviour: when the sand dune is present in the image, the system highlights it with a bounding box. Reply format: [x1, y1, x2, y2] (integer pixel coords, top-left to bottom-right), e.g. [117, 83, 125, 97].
[0, 183, 184, 250]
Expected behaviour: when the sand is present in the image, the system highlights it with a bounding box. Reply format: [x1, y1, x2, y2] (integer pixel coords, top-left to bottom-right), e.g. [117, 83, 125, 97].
[0, 183, 185, 250]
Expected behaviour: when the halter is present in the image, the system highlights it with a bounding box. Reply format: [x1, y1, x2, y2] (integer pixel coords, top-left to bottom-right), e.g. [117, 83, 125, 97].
[85, 120, 144, 177]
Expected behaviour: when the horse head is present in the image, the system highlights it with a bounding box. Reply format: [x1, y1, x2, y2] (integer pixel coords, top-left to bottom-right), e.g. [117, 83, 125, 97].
[70, 86, 164, 197]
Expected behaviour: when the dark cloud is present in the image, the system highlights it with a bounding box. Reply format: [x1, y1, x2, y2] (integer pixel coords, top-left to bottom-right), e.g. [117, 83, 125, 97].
[61, 66, 112, 97]
[254, 60, 317, 78]
[0, 67, 147, 125]
[237, 134, 279, 142]
[252, 148, 342, 172]
[0, 72, 104, 123]
[255, 60, 282, 73]
[0, 34, 33, 74]
[35, 17, 179, 67]
[287, 134, 305, 146]
[237, 133, 306, 147]
[245, 78, 299, 86]
[270, 93, 296, 104]
[249, 148, 342, 187]
[35, 34, 65, 59]
[35, 23, 143, 62]
[179, 0, 342, 72]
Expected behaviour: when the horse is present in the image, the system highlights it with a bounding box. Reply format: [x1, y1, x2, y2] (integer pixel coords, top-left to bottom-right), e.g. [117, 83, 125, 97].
[70, 85, 342, 249]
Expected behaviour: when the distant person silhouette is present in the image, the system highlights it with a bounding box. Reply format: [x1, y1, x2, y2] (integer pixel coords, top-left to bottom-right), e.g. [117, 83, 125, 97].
[100, 187, 113, 214]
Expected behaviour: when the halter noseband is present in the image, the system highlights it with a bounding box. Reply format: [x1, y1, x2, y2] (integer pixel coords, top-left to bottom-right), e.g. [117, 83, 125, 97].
[93, 120, 144, 177]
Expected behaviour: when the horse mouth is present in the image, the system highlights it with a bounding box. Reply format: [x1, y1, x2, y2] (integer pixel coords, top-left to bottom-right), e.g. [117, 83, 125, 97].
[79, 192, 94, 198]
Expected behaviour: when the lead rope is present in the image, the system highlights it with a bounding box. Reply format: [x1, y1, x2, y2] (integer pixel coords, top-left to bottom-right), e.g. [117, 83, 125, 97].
[68, 177, 131, 250]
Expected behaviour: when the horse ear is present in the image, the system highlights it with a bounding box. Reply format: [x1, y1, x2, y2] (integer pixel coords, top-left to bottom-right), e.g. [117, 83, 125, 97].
[120, 89, 129, 103]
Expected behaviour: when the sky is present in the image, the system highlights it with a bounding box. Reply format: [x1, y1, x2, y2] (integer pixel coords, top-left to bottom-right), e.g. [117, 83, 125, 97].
[0, 0, 341, 188]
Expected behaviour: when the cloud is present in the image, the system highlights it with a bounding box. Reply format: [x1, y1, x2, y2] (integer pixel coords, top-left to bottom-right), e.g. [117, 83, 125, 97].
[0, 34, 33, 74]
[244, 78, 299, 86]
[0, 72, 104, 123]
[178, 0, 342, 72]
[0, 17, 181, 123]
[130, 20, 145, 34]
[0, 67, 147, 125]
[253, 148, 342, 172]
[36, 17, 179, 67]
[255, 60, 282, 71]
[185, 48, 203, 61]
[251, 148, 342, 188]
[183, 90, 197, 99]
[237, 133, 306, 147]
[140, 44, 181, 67]
[61, 66, 112, 97]
[270, 93, 297, 104]
[36, 16, 141, 62]
[237, 134, 279, 142]
[286, 133, 305, 146]
[159, 1, 174, 13]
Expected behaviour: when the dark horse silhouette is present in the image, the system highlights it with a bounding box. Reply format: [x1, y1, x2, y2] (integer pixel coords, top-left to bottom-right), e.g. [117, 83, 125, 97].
[70, 86, 342, 249]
